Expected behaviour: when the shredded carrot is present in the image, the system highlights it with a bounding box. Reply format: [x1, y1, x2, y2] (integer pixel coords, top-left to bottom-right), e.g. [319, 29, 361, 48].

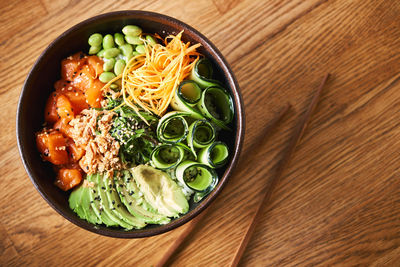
[120, 31, 201, 118]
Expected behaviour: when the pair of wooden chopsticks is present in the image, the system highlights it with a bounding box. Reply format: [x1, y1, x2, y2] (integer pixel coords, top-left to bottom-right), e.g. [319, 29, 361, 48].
[157, 74, 330, 267]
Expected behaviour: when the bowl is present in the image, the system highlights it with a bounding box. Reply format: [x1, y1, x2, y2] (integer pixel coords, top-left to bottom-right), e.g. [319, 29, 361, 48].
[16, 10, 244, 238]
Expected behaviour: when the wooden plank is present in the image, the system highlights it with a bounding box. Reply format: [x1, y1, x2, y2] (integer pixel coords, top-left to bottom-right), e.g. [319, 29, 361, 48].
[1, 0, 400, 266]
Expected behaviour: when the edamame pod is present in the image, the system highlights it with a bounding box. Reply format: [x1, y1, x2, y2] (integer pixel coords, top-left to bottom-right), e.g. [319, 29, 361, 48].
[103, 34, 115, 49]
[119, 44, 133, 59]
[122, 25, 142, 36]
[175, 161, 218, 202]
[114, 59, 126, 76]
[103, 58, 116, 72]
[114, 33, 125, 46]
[197, 86, 234, 130]
[110, 84, 119, 90]
[187, 120, 216, 157]
[97, 49, 105, 57]
[198, 141, 229, 168]
[170, 81, 203, 119]
[146, 35, 157, 45]
[88, 33, 102, 46]
[89, 46, 101, 55]
[156, 111, 191, 143]
[99, 72, 116, 83]
[126, 35, 144, 45]
[189, 58, 223, 88]
[103, 48, 120, 58]
[135, 45, 146, 54]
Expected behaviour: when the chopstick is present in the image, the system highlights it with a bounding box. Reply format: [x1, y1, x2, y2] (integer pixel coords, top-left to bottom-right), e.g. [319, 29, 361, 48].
[229, 73, 330, 267]
[156, 104, 291, 267]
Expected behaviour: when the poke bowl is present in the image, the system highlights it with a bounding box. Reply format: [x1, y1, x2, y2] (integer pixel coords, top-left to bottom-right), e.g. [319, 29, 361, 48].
[16, 10, 244, 238]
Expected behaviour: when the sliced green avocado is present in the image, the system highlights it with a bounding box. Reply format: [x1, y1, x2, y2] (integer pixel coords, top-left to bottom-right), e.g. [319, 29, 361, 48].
[80, 183, 102, 225]
[69, 180, 101, 224]
[69, 185, 86, 220]
[130, 165, 189, 217]
[87, 174, 117, 227]
[102, 174, 146, 229]
[115, 171, 170, 225]
[96, 174, 134, 230]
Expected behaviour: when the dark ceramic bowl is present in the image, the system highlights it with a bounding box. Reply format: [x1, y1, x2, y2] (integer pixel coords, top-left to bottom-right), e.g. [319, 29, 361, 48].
[17, 10, 244, 238]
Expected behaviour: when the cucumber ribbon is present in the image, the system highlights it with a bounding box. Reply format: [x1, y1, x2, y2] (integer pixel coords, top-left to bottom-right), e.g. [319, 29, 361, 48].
[175, 160, 218, 203]
[150, 143, 192, 170]
[197, 86, 234, 130]
[176, 58, 235, 130]
[170, 83, 234, 130]
[170, 81, 203, 119]
[187, 120, 216, 158]
[189, 58, 223, 88]
[198, 141, 229, 168]
[156, 111, 190, 143]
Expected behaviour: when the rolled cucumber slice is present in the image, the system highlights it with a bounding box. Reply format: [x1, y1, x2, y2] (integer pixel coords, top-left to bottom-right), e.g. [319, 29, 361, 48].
[156, 111, 191, 143]
[189, 58, 222, 88]
[187, 120, 216, 158]
[150, 143, 192, 170]
[170, 81, 204, 119]
[197, 86, 234, 130]
[175, 161, 218, 202]
[198, 141, 229, 168]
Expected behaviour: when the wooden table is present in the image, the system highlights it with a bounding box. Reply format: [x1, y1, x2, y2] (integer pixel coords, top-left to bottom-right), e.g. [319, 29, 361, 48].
[2, 0, 400, 266]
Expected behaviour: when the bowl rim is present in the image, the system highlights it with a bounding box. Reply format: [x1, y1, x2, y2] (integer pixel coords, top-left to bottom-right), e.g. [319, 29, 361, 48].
[16, 10, 245, 238]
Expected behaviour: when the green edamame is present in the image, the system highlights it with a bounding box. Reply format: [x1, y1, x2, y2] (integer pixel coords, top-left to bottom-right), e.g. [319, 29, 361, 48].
[97, 49, 105, 57]
[146, 35, 157, 45]
[125, 35, 143, 45]
[103, 34, 115, 49]
[132, 51, 141, 57]
[99, 72, 116, 83]
[114, 59, 126, 76]
[119, 44, 133, 60]
[114, 33, 125, 46]
[89, 46, 101, 55]
[136, 45, 146, 54]
[88, 33, 102, 46]
[103, 58, 116, 72]
[122, 25, 142, 36]
[110, 83, 118, 89]
[103, 48, 120, 58]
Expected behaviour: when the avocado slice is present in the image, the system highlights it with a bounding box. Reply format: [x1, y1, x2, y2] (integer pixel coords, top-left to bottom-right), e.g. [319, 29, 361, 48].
[96, 174, 134, 229]
[115, 171, 170, 225]
[69, 180, 101, 225]
[102, 174, 146, 229]
[80, 183, 102, 225]
[130, 165, 189, 217]
[87, 174, 118, 227]
[69, 185, 86, 220]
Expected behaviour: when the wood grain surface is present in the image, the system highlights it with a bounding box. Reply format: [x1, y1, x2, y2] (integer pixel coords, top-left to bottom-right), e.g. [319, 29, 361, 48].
[1, 0, 400, 266]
